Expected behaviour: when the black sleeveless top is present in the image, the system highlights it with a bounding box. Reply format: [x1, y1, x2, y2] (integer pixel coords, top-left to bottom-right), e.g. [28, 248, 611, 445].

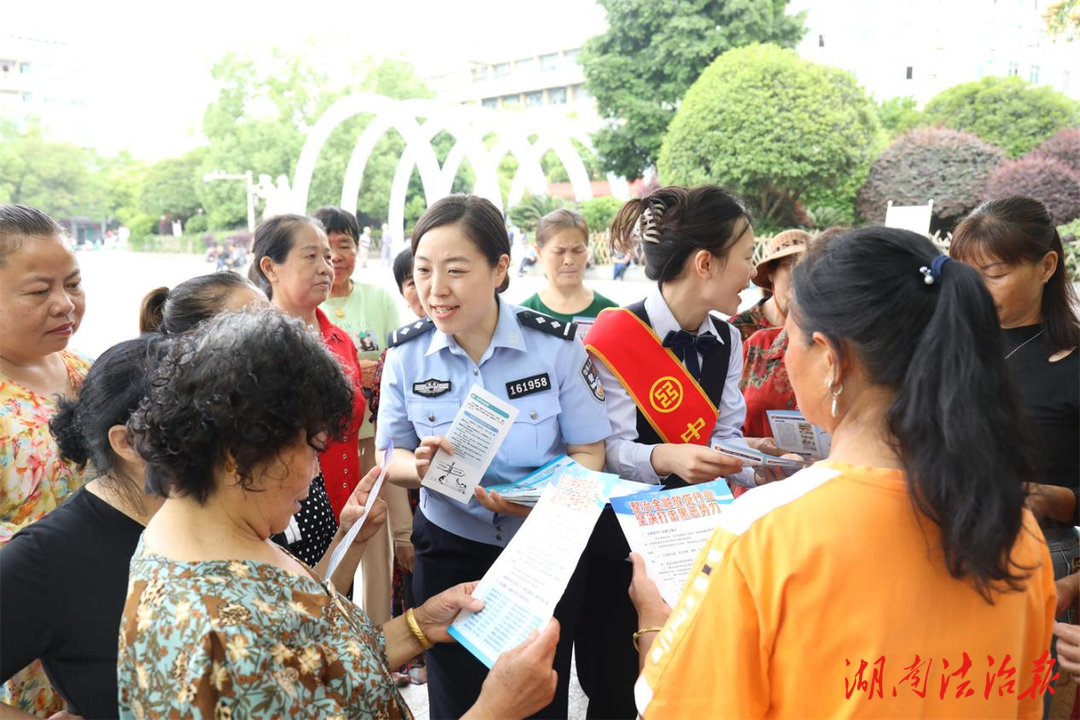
[624, 300, 733, 485]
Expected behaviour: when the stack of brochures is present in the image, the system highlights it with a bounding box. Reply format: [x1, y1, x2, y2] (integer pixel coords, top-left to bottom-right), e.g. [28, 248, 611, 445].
[713, 441, 809, 469]
[485, 455, 652, 507]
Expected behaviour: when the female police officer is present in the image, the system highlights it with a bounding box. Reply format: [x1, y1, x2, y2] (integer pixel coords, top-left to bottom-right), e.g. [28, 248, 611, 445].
[376, 195, 611, 719]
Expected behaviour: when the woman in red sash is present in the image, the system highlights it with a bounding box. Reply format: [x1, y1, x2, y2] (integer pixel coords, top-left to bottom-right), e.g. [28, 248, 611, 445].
[576, 185, 761, 718]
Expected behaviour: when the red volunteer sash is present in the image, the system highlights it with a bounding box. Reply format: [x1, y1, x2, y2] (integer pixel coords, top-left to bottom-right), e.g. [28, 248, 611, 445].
[584, 308, 718, 445]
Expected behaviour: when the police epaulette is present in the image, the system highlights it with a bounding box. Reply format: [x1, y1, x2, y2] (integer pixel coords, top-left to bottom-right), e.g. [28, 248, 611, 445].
[387, 317, 436, 348]
[516, 310, 577, 341]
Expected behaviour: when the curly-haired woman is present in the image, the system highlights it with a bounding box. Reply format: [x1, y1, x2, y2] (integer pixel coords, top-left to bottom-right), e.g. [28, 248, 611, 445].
[118, 309, 559, 719]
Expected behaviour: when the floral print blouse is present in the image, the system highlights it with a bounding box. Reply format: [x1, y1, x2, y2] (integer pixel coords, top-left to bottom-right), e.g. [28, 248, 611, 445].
[740, 327, 797, 439]
[728, 299, 772, 343]
[117, 541, 411, 720]
[0, 350, 93, 715]
[0, 349, 93, 545]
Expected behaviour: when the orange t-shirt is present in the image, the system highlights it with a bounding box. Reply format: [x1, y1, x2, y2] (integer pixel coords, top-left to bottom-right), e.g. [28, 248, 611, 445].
[636, 462, 1056, 719]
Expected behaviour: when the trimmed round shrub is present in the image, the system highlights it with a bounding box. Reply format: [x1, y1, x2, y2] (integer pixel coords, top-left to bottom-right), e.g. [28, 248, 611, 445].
[183, 214, 208, 234]
[658, 44, 880, 227]
[1033, 127, 1080, 177]
[985, 156, 1080, 224]
[922, 76, 1080, 158]
[856, 128, 1005, 228]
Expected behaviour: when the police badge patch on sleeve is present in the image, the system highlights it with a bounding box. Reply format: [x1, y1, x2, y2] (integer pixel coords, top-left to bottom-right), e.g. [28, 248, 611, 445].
[581, 358, 605, 402]
[412, 378, 452, 397]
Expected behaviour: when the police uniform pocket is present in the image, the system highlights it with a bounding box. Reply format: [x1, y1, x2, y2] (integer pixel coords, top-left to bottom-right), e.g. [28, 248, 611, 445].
[406, 399, 458, 438]
[504, 395, 562, 466]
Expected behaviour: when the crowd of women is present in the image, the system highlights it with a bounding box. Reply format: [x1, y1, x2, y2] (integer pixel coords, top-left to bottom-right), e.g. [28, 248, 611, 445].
[0, 183, 1077, 719]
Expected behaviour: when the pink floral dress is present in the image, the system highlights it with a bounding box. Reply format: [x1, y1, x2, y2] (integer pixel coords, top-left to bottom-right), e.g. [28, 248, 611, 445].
[1, 349, 93, 715]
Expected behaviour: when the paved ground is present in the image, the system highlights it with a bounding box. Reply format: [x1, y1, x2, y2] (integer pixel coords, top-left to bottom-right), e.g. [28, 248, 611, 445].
[71, 249, 764, 720]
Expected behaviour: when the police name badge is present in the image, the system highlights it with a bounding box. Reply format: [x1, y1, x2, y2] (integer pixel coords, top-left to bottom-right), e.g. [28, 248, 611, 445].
[413, 378, 452, 397]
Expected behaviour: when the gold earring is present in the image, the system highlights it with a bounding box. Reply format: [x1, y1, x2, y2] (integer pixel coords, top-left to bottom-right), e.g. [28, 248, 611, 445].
[225, 459, 237, 474]
[830, 381, 844, 418]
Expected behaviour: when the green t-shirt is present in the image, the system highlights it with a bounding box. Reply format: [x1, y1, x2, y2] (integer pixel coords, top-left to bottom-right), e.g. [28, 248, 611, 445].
[518, 290, 618, 324]
[320, 283, 401, 439]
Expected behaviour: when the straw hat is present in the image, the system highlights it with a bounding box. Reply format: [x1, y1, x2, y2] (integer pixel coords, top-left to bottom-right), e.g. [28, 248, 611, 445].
[753, 230, 811, 291]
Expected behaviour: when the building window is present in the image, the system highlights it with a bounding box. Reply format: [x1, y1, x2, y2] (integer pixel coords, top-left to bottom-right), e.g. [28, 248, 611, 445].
[494, 63, 510, 79]
[905, 66, 913, 80]
[1008, 61, 1019, 76]
[1029, 65, 1039, 84]
[549, 87, 567, 104]
[516, 57, 535, 74]
[482, 97, 498, 109]
[573, 84, 592, 103]
[19, 63, 30, 74]
[818, 34, 825, 47]
[22, 92, 32, 103]
[540, 53, 558, 72]
[501, 94, 520, 106]
[565, 49, 581, 64]
[0, 63, 10, 74]
[526, 90, 544, 107]
[472, 66, 490, 82]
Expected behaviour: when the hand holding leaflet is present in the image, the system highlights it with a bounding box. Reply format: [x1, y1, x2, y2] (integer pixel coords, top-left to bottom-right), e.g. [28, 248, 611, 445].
[421, 385, 519, 504]
[448, 472, 614, 667]
[324, 441, 392, 580]
[484, 455, 645, 507]
[613, 479, 734, 606]
[713, 441, 808, 469]
[766, 409, 832, 457]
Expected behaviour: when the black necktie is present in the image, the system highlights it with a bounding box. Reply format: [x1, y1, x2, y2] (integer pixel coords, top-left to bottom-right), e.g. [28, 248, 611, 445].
[662, 330, 720, 380]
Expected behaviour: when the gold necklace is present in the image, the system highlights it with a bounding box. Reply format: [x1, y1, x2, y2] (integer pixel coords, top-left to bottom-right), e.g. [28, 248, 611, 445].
[92, 476, 148, 525]
[326, 280, 352, 319]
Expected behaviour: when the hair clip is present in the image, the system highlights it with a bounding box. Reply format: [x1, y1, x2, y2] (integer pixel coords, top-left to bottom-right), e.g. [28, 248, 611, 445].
[635, 203, 665, 244]
[919, 256, 951, 286]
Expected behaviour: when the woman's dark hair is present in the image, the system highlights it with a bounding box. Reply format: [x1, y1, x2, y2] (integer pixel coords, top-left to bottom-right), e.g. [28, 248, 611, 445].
[311, 206, 359, 244]
[393, 249, 414, 292]
[139, 273, 262, 334]
[0, 204, 63, 265]
[610, 185, 752, 284]
[791, 227, 1033, 602]
[952, 195, 1080, 353]
[50, 335, 164, 514]
[410, 195, 511, 293]
[128, 308, 353, 504]
[247, 214, 325, 299]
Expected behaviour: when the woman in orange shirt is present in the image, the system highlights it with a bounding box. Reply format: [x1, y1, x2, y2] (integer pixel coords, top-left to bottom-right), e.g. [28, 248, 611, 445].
[631, 226, 1056, 719]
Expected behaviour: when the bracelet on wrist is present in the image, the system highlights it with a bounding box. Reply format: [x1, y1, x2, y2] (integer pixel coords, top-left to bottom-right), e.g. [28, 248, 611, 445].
[406, 608, 435, 650]
[632, 626, 664, 651]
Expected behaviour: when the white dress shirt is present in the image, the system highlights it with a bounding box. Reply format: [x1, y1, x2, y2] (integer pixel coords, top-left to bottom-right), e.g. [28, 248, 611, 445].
[591, 284, 756, 487]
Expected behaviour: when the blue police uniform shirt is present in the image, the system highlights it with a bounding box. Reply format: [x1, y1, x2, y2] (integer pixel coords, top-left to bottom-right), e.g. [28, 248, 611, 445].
[376, 296, 612, 547]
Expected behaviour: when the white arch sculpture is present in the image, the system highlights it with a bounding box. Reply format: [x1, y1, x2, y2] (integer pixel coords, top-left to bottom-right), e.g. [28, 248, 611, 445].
[288, 93, 629, 242]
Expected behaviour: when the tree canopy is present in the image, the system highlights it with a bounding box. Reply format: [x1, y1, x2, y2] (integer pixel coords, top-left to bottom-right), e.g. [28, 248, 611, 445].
[581, 0, 805, 180]
[922, 76, 1080, 158]
[658, 44, 880, 228]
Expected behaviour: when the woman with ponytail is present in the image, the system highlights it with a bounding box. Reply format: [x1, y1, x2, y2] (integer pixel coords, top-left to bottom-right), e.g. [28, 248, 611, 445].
[630, 227, 1055, 719]
[1, 336, 164, 719]
[577, 185, 761, 718]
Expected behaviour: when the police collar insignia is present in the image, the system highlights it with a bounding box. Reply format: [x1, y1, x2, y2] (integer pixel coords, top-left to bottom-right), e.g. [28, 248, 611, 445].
[413, 378, 451, 397]
[516, 309, 577, 340]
